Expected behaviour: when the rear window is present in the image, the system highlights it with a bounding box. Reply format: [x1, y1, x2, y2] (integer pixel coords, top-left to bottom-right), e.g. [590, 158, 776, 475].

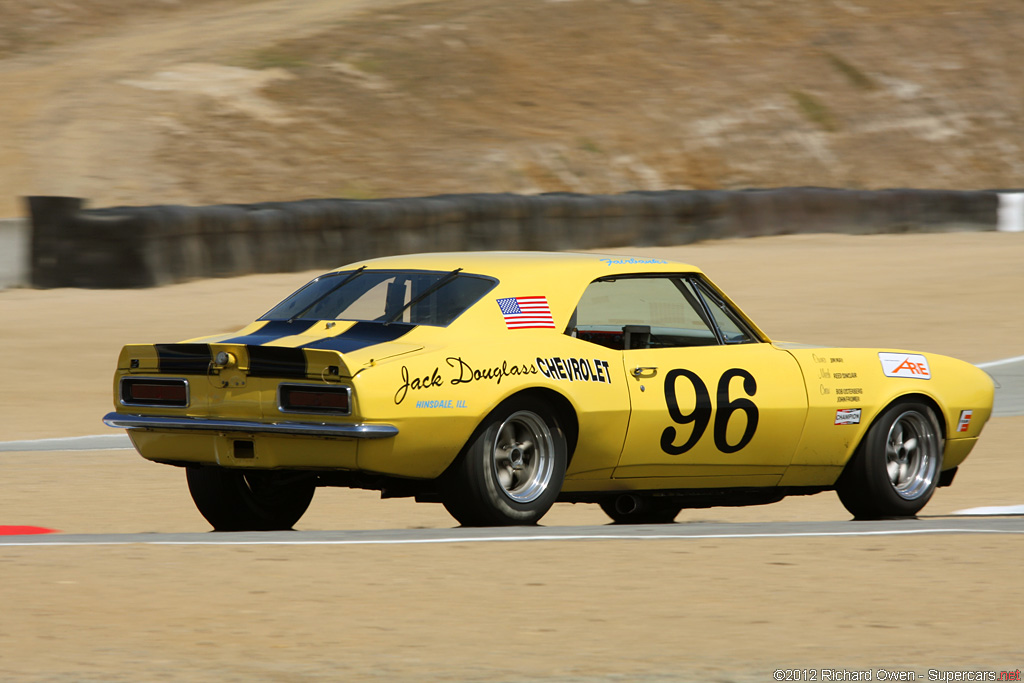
[262, 269, 498, 327]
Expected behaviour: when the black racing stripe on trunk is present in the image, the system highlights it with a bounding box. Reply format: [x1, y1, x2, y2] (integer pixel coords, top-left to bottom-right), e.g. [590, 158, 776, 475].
[156, 344, 212, 374]
[300, 322, 415, 353]
[220, 320, 319, 345]
[247, 346, 308, 379]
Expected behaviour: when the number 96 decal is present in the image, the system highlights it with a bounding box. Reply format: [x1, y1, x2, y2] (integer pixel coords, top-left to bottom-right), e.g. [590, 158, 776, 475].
[661, 368, 759, 455]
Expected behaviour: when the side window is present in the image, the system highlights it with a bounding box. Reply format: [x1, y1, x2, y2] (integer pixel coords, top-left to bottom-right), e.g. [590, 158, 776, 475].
[692, 279, 758, 344]
[571, 277, 720, 350]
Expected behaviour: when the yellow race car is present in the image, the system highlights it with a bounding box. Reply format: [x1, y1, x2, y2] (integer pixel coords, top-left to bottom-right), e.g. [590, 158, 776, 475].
[103, 252, 995, 529]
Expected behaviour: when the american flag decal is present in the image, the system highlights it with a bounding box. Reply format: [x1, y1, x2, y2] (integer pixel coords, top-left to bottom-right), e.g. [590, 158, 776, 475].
[496, 296, 556, 330]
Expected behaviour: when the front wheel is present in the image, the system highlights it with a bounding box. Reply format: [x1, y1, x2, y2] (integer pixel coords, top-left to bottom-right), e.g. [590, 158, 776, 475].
[442, 398, 567, 526]
[837, 400, 943, 519]
[186, 467, 316, 531]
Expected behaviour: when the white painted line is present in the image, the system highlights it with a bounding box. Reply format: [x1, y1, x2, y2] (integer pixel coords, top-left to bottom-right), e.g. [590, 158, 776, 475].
[0, 434, 133, 452]
[976, 355, 1024, 369]
[953, 504, 1024, 516]
[3, 527, 1023, 548]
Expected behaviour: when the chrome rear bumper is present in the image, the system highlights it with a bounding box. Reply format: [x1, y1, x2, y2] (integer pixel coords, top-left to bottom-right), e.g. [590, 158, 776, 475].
[103, 412, 398, 439]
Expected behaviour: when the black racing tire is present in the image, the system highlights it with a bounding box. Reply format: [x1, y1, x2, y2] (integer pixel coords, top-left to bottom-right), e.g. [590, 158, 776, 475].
[599, 496, 684, 524]
[836, 400, 944, 520]
[442, 398, 567, 527]
[186, 467, 316, 531]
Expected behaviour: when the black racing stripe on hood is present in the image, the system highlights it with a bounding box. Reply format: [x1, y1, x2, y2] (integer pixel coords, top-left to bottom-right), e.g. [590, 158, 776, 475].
[220, 320, 319, 345]
[156, 344, 212, 374]
[300, 322, 416, 353]
[247, 346, 308, 379]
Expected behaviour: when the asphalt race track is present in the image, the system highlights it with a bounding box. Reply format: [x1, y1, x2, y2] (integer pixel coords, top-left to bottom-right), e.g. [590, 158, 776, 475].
[3, 235, 1022, 681]
[2, 516, 1023, 548]
[979, 355, 1024, 417]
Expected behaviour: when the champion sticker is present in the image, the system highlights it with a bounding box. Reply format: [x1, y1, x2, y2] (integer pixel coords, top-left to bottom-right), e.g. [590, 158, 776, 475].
[957, 410, 973, 433]
[879, 352, 931, 380]
[835, 408, 862, 425]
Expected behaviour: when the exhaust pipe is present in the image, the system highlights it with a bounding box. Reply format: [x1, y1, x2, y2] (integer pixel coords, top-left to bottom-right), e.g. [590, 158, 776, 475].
[614, 494, 642, 516]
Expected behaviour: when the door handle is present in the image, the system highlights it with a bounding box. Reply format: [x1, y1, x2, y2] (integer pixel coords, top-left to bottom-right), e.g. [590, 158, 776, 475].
[632, 366, 658, 378]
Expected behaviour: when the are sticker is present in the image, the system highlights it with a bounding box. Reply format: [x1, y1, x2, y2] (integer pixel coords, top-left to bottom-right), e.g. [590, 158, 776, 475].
[879, 352, 931, 380]
[957, 410, 973, 433]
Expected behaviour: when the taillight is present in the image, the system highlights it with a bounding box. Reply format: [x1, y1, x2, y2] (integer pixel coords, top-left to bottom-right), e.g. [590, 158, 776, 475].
[278, 384, 351, 415]
[120, 378, 189, 407]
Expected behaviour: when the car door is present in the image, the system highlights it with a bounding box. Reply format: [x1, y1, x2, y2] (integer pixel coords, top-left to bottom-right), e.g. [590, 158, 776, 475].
[572, 274, 807, 483]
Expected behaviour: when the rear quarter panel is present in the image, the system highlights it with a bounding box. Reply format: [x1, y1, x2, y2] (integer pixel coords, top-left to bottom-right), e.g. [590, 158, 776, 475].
[352, 328, 631, 480]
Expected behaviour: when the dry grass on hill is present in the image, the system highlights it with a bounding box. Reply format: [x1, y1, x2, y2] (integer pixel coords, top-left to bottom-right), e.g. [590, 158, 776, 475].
[1, 0, 1023, 216]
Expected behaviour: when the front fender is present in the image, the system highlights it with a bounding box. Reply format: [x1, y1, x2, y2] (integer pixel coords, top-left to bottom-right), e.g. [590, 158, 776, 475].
[778, 347, 994, 486]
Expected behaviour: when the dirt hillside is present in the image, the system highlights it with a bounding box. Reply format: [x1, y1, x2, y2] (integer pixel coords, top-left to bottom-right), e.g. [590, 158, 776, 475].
[1, 0, 1023, 218]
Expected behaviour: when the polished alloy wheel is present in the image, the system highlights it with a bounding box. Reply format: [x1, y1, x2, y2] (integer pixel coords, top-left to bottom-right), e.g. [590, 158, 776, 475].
[885, 410, 940, 500]
[490, 410, 555, 503]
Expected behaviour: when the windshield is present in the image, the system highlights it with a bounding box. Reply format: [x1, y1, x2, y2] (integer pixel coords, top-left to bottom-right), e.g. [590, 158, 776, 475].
[261, 269, 498, 327]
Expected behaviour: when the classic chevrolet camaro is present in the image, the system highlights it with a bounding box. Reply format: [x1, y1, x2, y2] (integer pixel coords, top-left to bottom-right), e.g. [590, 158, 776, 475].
[103, 252, 995, 529]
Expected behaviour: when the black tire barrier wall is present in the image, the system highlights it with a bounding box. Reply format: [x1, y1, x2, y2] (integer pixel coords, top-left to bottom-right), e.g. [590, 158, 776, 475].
[26, 188, 1000, 289]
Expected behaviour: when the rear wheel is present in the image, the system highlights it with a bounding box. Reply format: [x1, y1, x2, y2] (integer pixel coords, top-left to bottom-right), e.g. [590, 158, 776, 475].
[600, 496, 684, 524]
[442, 398, 567, 526]
[186, 467, 315, 531]
[837, 400, 943, 519]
